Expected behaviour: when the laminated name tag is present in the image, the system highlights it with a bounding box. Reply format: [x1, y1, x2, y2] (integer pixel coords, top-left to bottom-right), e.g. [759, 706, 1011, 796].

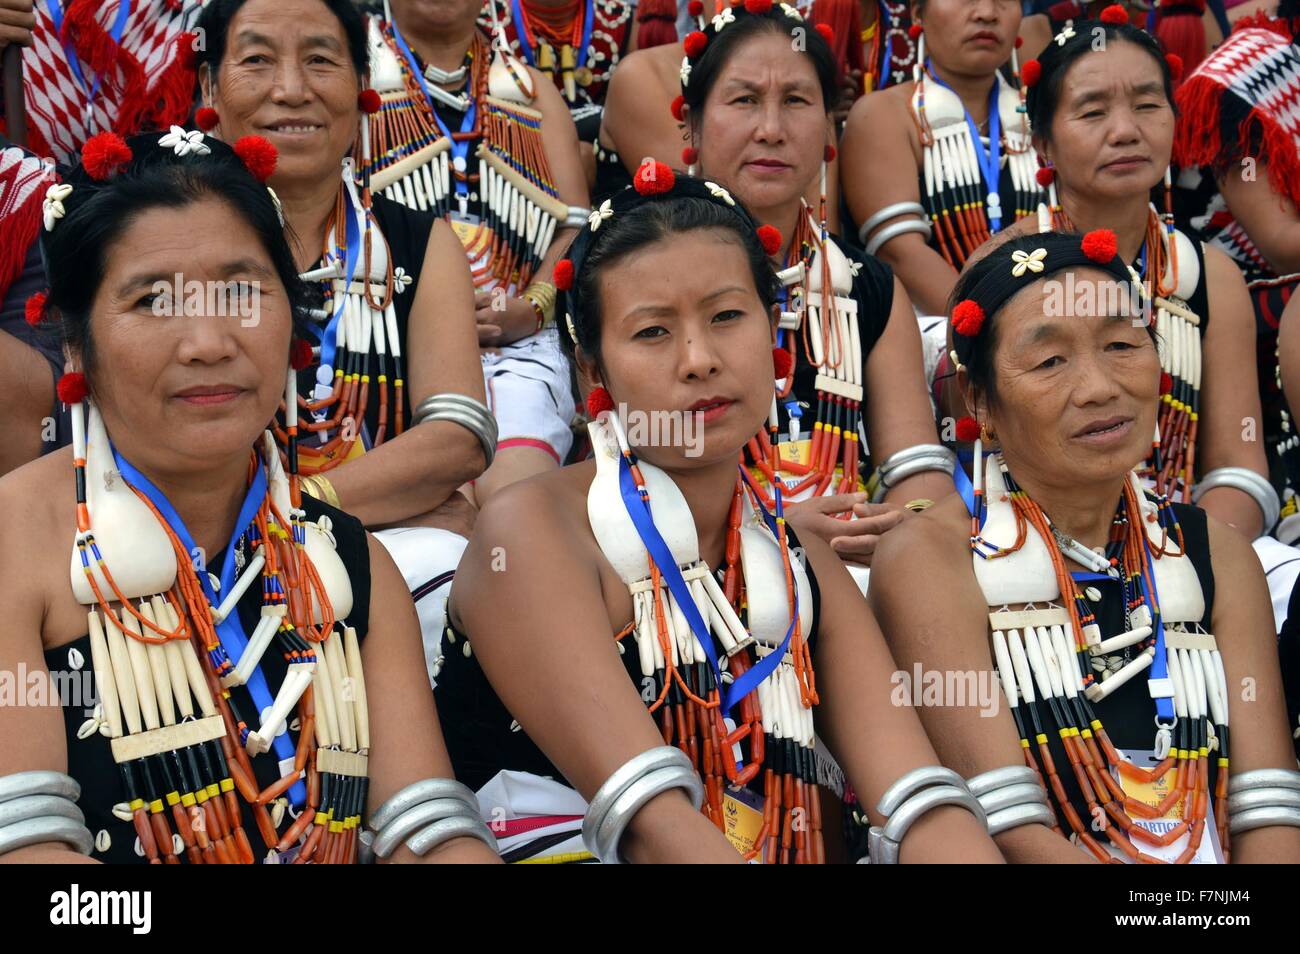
[722, 785, 766, 863]
[1105, 748, 1223, 864]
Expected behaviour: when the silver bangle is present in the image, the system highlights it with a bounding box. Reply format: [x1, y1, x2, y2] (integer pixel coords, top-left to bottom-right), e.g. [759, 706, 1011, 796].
[1192, 466, 1280, 535]
[582, 746, 698, 864]
[868, 784, 986, 863]
[878, 444, 957, 484]
[373, 797, 483, 859]
[592, 764, 704, 864]
[1228, 804, 1300, 835]
[0, 816, 94, 857]
[564, 205, 592, 230]
[405, 814, 498, 857]
[411, 393, 498, 470]
[876, 765, 967, 816]
[0, 770, 80, 804]
[966, 765, 1040, 798]
[986, 801, 1056, 837]
[368, 777, 479, 833]
[0, 794, 85, 830]
[857, 201, 928, 246]
[865, 217, 932, 257]
[978, 782, 1049, 817]
[1227, 788, 1300, 815]
[1228, 768, 1300, 795]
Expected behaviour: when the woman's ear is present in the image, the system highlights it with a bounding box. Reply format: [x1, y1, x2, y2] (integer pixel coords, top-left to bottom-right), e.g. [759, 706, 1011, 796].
[769, 302, 780, 345]
[575, 348, 603, 396]
[199, 63, 213, 107]
[1033, 132, 1050, 168]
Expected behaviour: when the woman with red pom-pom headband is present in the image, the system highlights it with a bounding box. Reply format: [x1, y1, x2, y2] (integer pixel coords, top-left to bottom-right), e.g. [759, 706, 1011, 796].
[842, 0, 1041, 319]
[875, 228, 1300, 866]
[9, 126, 499, 866]
[438, 159, 1006, 865]
[665, 0, 952, 584]
[998, 8, 1271, 541]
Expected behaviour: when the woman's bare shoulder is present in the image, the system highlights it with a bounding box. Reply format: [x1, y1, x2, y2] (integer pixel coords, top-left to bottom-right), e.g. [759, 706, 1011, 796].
[0, 449, 72, 547]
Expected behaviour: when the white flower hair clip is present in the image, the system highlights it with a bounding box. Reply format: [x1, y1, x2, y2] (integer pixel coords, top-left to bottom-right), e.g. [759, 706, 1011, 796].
[43, 183, 73, 232]
[1010, 247, 1047, 277]
[711, 7, 735, 31]
[780, 3, 803, 20]
[705, 181, 735, 206]
[588, 198, 614, 232]
[680, 56, 692, 87]
[159, 125, 211, 158]
[1054, 25, 1076, 46]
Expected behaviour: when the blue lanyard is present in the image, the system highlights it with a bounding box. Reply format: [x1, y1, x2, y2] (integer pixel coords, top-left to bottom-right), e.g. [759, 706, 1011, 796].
[878, 0, 892, 88]
[314, 184, 363, 375]
[45, 0, 133, 102]
[1137, 530, 1176, 723]
[927, 62, 1003, 231]
[954, 448, 984, 528]
[509, 0, 595, 71]
[389, 20, 477, 200]
[110, 445, 305, 802]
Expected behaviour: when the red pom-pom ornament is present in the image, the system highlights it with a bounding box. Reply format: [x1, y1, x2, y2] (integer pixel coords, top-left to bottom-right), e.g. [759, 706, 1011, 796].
[81, 132, 132, 181]
[670, 94, 687, 121]
[682, 146, 699, 165]
[1021, 58, 1041, 87]
[553, 258, 575, 291]
[1160, 372, 1173, 395]
[587, 386, 615, 417]
[1099, 4, 1128, 24]
[955, 416, 982, 443]
[824, 144, 836, 163]
[1165, 53, 1183, 81]
[633, 159, 675, 195]
[1081, 228, 1119, 263]
[1015, 36, 1023, 48]
[772, 346, 793, 379]
[744, 0, 773, 13]
[195, 107, 220, 131]
[814, 23, 834, 44]
[58, 372, 87, 405]
[25, 291, 48, 327]
[688, 0, 704, 15]
[684, 31, 708, 58]
[233, 136, 277, 182]
[951, 300, 986, 337]
[908, 23, 923, 40]
[357, 89, 382, 114]
[1035, 166, 1055, 187]
[756, 224, 782, 256]
[290, 339, 315, 371]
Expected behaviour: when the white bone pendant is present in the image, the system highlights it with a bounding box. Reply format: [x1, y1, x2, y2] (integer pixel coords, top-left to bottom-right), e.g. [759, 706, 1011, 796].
[736, 493, 815, 649]
[487, 50, 536, 104]
[971, 459, 1060, 604]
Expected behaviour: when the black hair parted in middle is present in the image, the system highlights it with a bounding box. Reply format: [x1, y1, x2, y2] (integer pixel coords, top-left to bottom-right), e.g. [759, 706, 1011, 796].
[195, 0, 370, 80]
[1025, 18, 1178, 143]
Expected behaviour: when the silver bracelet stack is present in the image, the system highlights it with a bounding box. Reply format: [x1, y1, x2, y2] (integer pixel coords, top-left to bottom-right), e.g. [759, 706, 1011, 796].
[1227, 768, 1300, 836]
[1192, 467, 1281, 536]
[872, 443, 957, 502]
[0, 770, 93, 858]
[581, 746, 704, 864]
[867, 766, 985, 863]
[411, 393, 499, 470]
[367, 778, 496, 860]
[859, 201, 933, 256]
[966, 765, 1055, 836]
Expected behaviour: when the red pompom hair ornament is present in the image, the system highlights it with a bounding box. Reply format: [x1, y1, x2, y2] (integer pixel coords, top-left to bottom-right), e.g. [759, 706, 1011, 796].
[357, 89, 382, 114]
[82, 132, 132, 181]
[1166, 53, 1183, 81]
[58, 372, 88, 405]
[682, 146, 700, 165]
[1035, 166, 1055, 187]
[195, 107, 220, 131]
[824, 144, 836, 163]
[587, 386, 615, 417]
[553, 258, 575, 291]
[772, 346, 794, 379]
[290, 338, 315, 371]
[1099, 3, 1128, 24]
[955, 415, 982, 443]
[633, 159, 675, 195]
[756, 224, 782, 256]
[1081, 228, 1119, 263]
[1015, 36, 1023, 48]
[688, 0, 704, 14]
[951, 300, 986, 337]
[684, 31, 708, 58]
[24, 291, 48, 327]
[814, 23, 834, 44]
[1160, 372, 1173, 396]
[1020, 59, 1041, 87]
[670, 94, 687, 121]
[908, 23, 923, 40]
[744, 0, 773, 12]
[233, 136, 277, 182]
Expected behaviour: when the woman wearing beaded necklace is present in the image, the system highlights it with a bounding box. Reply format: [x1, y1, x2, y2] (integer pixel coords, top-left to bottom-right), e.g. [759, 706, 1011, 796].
[840, 0, 1042, 318]
[870, 230, 1300, 864]
[682, 2, 948, 576]
[973, 11, 1273, 542]
[433, 164, 1004, 864]
[195, 0, 494, 664]
[0, 133, 498, 863]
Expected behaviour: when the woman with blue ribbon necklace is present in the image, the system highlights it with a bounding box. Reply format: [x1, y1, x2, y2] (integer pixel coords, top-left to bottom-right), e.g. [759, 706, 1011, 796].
[842, 0, 1040, 318]
[0, 127, 498, 864]
[434, 160, 1003, 865]
[870, 229, 1300, 863]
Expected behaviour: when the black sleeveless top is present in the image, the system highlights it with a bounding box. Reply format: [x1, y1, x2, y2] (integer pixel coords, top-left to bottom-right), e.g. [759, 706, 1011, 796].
[46, 494, 371, 864]
[435, 525, 823, 796]
[294, 195, 434, 448]
[1036, 501, 1217, 840]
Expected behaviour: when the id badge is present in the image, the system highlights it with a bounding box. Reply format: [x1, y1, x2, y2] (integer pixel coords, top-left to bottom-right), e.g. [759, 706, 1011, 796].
[722, 785, 766, 863]
[1107, 748, 1223, 864]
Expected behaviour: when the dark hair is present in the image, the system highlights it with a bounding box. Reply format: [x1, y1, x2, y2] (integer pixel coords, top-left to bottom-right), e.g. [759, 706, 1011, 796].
[1026, 21, 1178, 142]
[682, 10, 839, 126]
[39, 134, 313, 380]
[195, 0, 370, 79]
[559, 194, 780, 368]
